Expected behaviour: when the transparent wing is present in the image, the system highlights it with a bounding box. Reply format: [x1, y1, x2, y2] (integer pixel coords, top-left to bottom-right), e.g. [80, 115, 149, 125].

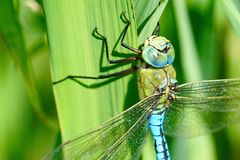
[163, 78, 240, 138]
[44, 94, 160, 160]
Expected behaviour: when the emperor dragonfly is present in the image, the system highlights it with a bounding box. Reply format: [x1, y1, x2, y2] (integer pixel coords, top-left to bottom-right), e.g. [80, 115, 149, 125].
[45, 13, 240, 160]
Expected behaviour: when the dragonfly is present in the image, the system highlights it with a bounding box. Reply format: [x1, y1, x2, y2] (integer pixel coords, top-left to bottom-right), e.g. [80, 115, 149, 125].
[45, 13, 240, 160]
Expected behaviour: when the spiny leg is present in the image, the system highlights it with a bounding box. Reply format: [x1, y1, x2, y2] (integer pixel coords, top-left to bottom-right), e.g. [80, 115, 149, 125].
[93, 27, 139, 63]
[120, 12, 142, 54]
[53, 67, 137, 85]
[53, 13, 141, 85]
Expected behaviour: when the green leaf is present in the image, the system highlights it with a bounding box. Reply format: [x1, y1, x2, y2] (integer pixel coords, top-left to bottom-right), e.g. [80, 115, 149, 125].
[135, 0, 160, 31]
[137, 0, 169, 45]
[0, 0, 56, 128]
[172, 0, 202, 81]
[222, 0, 240, 35]
[42, 0, 139, 141]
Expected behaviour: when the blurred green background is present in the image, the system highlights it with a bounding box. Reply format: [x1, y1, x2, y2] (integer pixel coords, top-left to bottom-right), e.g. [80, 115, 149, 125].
[0, 0, 240, 160]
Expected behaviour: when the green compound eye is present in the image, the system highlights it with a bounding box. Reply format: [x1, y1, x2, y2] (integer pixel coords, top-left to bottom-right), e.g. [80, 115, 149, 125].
[142, 36, 175, 68]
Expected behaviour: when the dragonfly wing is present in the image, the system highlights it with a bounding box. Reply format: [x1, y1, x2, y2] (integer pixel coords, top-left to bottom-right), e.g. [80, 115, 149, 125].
[101, 109, 150, 160]
[44, 94, 160, 160]
[163, 78, 240, 138]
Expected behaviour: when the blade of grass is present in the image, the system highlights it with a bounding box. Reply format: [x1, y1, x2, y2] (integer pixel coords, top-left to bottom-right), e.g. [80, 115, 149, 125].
[42, 0, 139, 142]
[135, 0, 159, 32]
[138, 0, 168, 45]
[0, 0, 56, 128]
[221, 0, 240, 36]
[172, 0, 216, 160]
[172, 0, 202, 81]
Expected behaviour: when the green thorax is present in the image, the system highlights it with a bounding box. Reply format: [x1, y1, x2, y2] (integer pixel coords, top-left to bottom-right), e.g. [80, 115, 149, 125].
[137, 64, 176, 100]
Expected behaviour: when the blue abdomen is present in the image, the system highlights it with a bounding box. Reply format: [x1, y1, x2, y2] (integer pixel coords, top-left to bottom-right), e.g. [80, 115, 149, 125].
[149, 111, 170, 160]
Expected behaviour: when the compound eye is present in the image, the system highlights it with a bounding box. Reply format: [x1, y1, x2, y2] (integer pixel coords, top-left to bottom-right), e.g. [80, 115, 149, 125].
[142, 36, 175, 68]
[142, 46, 168, 68]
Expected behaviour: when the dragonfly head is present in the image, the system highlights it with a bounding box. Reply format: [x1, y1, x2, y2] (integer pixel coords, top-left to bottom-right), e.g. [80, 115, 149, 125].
[142, 36, 175, 68]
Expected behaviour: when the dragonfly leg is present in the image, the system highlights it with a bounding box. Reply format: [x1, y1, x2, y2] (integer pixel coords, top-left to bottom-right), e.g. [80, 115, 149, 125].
[120, 12, 142, 54]
[53, 13, 141, 85]
[93, 27, 139, 64]
[53, 67, 137, 85]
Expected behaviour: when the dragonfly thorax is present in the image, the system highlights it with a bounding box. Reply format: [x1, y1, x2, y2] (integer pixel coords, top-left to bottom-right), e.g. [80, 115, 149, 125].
[142, 36, 175, 68]
[137, 65, 176, 99]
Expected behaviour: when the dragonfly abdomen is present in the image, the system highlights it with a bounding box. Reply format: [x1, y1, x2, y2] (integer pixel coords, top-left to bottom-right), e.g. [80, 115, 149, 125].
[149, 111, 170, 160]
